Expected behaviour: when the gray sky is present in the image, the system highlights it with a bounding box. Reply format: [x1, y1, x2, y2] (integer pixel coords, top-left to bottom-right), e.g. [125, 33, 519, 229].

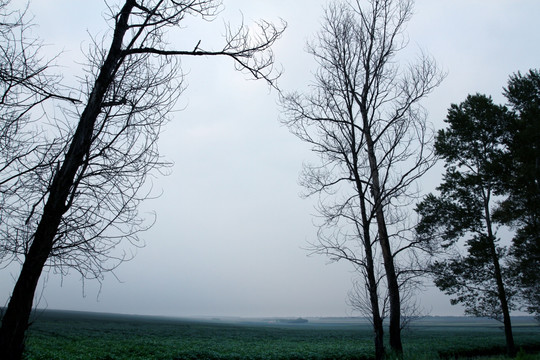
[1, 0, 540, 318]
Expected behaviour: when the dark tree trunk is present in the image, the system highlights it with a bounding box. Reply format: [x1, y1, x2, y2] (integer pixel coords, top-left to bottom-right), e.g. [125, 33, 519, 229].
[370, 166, 402, 354]
[485, 201, 515, 356]
[365, 240, 385, 360]
[495, 257, 516, 357]
[359, 191, 385, 360]
[484, 196, 515, 356]
[376, 214, 402, 354]
[361, 109, 403, 355]
[351, 118, 386, 360]
[372, 310, 385, 360]
[491, 243, 515, 356]
[0, 2, 134, 358]
[0, 219, 58, 360]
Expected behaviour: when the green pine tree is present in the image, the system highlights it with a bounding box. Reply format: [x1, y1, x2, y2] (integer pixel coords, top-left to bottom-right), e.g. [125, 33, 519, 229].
[416, 94, 516, 356]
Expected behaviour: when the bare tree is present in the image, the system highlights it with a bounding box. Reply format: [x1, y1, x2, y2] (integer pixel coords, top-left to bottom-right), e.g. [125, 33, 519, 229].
[0, 0, 77, 267]
[281, 0, 442, 355]
[0, 1, 285, 358]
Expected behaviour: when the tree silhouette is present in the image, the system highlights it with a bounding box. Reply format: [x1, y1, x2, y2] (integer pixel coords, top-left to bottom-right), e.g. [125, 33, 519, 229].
[416, 94, 516, 355]
[0, 1, 285, 358]
[281, 0, 442, 356]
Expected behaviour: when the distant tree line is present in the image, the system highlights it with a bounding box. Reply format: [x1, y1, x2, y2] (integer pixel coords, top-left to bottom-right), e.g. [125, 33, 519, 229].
[275, 317, 309, 324]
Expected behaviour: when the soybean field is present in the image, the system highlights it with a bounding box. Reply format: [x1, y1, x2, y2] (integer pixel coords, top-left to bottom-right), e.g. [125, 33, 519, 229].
[22, 310, 540, 360]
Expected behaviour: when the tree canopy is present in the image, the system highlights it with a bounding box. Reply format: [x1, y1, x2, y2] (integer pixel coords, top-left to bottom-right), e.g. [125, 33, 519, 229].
[497, 69, 540, 320]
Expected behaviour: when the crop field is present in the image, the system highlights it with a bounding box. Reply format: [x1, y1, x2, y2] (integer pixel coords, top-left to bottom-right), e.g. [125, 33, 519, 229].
[21, 310, 540, 360]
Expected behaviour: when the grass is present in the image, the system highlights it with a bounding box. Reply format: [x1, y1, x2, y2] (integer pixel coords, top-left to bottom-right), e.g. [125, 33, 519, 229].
[21, 310, 540, 360]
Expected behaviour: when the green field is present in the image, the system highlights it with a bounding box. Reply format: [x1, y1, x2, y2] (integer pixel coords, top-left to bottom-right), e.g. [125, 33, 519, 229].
[21, 310, 540, 360]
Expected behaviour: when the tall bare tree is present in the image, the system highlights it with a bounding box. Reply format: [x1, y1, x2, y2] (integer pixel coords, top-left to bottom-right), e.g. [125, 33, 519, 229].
[0, 1, 285, 358]
[281, 0, 442, 355]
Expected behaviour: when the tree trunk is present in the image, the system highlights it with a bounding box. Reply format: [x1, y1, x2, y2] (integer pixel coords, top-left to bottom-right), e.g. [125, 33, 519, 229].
[372, 309, 385, 360]
[365, 239, 385, 360]
[484, 199, 515, 356]
[370, 173, 402, 354]
[376, 213, 402, 354]
[494, 256, 516, 357]
[0, 3, 134, 358]
[483, 191, 515, 355]
[0, 219, 58, 359]
[361, 110, 403, 354]
[350, 96, 386, 360]
[360, 194, 385, 360]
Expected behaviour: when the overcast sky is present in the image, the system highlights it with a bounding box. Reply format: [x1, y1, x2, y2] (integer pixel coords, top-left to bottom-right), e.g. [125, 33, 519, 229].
[1, 0, 539, 319]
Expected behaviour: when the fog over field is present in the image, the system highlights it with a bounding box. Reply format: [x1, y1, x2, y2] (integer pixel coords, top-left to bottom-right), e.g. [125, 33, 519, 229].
[1, 0, 539, 318]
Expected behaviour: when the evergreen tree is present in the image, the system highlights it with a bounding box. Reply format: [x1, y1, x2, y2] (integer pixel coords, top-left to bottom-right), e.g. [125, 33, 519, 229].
[416, 94, 516, 355]
[497, 70, 540, 319]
